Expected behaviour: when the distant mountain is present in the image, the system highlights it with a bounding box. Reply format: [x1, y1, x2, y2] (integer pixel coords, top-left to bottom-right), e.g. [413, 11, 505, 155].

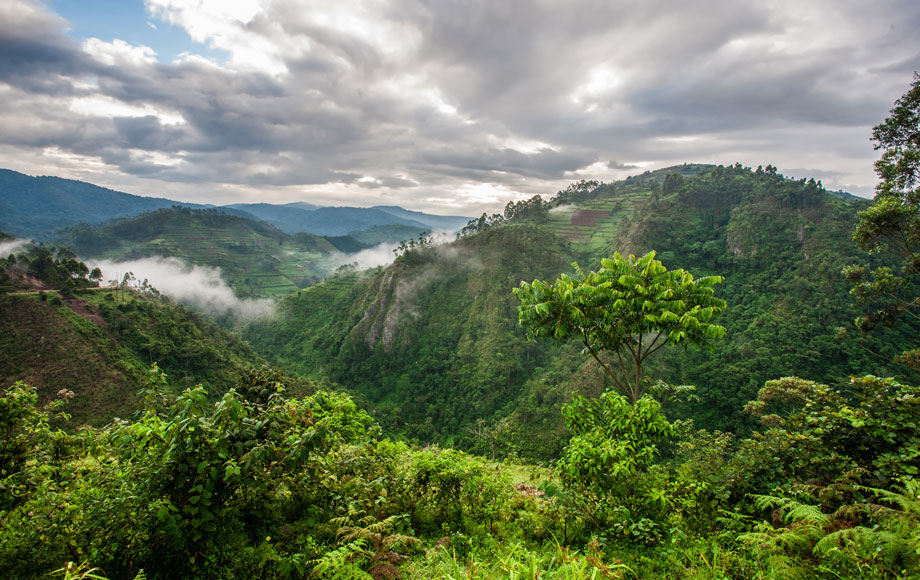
[223, 203, 320, 234]
[224, 202, 470, 237]
[281, 206, 431, 236]
[373, 205, 474, 232]
[284, 201, 321, 211]
[0, 169, 203, 240]
[0, 168, 472, 242]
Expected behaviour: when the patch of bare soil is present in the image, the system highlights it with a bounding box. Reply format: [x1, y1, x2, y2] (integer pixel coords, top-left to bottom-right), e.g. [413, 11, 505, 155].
[16, 273, 52, 291]
[570, 210, 611, 227]
[64, 295, 109, 329]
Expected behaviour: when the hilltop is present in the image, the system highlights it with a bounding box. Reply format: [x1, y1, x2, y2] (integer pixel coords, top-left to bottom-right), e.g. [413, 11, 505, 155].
[0, 169, 205, 240]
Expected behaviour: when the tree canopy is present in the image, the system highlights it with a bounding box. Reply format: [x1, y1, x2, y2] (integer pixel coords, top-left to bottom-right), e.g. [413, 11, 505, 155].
[848, 74, 920, 367]
[514, 251, 726, 402]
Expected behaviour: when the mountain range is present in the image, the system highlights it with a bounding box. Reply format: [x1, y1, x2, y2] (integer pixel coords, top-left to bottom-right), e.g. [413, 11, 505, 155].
[0, 168, 471, 241]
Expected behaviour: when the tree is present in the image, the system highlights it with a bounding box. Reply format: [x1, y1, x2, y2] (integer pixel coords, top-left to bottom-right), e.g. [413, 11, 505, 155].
[847, 74, 920, 366]
[554, 390, 675, 539]
[514, 251, 726, 402]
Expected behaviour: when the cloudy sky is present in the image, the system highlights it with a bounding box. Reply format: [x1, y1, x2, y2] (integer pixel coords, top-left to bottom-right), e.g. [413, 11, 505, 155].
[1, 0, 918, 214]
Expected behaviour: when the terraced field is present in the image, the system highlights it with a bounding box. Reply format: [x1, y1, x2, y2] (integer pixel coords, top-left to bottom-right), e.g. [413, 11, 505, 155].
[547, 187, 654, 252]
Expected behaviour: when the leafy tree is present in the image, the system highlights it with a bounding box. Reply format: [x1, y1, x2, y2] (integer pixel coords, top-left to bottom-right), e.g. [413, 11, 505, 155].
[514, 251, 726, 402]
[555, 391, 674, 541]
[736, 375, 920, 497]
[848, 74, 920, 365]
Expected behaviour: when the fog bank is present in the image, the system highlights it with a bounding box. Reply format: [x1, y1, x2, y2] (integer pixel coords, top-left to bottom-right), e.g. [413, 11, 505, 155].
[89, 256, 273, 319]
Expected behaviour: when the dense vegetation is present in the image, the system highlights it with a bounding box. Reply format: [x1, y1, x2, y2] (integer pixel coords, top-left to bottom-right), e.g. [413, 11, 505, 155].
[1, 364, 918, 579]
[3, 76, 920, 580]
[246, 162, 920, 458]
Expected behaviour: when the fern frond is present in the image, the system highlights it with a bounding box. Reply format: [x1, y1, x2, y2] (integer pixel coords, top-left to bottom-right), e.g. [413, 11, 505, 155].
[310, 539, 370, 578]
[861, 480, 920, 514]
[750, 494, 829, 526]
[365, 514, 403, 534]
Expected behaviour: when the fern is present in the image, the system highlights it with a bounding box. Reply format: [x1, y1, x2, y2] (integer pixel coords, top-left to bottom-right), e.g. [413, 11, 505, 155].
[310, 538, 369, 578]
[741, 483, 920, 579]
[738, 495, 832, 579]
[750, 494, 830, 526]
[816, 527, 918, 572]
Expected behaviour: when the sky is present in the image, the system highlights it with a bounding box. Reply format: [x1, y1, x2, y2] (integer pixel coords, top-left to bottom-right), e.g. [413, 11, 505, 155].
[0, 0, 918, 215]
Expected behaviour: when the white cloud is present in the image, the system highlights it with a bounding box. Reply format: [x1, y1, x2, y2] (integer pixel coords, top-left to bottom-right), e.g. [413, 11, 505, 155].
[332, 242, 398, 271]
[69, 94, 187, 125]
[84, 38, 158, 67]
[0, 239, 30, 255]
[145, 0, 293, 75]
[90, 256, 273, 319]
[1, 0, 917, 213]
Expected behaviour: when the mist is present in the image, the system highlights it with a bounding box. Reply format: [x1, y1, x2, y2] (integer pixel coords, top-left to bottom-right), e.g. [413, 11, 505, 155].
[327, 231, 456, 272]
[330, 242, 399, 271]
[0, 239, 30, 256]
[89, 256, 274, 320]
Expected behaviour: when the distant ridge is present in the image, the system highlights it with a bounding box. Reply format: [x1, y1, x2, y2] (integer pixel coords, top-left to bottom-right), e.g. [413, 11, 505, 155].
[0, 169, 202, 240]
[0, 168, 472, 241]
[224, 202, 470, 236]
[372, 205, 472, 232]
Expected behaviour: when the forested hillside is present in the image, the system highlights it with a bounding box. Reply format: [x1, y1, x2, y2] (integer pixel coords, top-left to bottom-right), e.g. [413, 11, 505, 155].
[58, 207, 358, 297]
[0, 288, 277, 424]
[246, 164, 920, 459]
[0, 239, 284, 423]
[247, 223, 585, 457]
[0, 169, 202, 239]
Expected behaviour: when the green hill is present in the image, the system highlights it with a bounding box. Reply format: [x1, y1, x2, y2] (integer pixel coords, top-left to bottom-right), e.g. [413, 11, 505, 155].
[0, 288, 273, 425]
[58, 207, 355, 297]
[244, 164, 919, 459]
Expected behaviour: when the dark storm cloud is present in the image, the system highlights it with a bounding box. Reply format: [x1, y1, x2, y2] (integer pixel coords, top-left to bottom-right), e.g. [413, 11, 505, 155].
[0, 0, 917, 212]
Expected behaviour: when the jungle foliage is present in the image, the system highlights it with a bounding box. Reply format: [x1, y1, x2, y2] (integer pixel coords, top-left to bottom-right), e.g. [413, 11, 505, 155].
[2, 364, 918, 580]
[246, 160, 920, 459]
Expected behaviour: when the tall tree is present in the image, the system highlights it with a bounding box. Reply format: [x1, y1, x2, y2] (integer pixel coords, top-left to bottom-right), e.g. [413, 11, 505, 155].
[847, 74, 920, 367]
[514, 251, 726, 402]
